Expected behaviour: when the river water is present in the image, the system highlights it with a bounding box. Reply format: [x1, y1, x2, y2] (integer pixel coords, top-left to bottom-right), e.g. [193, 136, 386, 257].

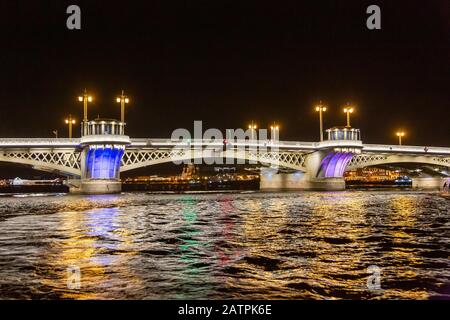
[0, 190, 449, 299]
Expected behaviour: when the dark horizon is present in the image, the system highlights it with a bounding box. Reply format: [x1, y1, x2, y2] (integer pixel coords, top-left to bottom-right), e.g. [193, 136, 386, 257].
[1, 0, 449, 146]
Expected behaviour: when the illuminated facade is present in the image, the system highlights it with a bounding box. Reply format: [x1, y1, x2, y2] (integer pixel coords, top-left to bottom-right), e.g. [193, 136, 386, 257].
[85, 145, 125, 179]
[345, 167, 400, 182]
[80, 119, 130, 194]
[317, 127, 362, 178]
[318, 152, 355, 178]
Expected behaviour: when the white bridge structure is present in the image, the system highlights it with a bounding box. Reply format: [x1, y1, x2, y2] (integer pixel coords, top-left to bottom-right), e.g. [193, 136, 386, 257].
[0, 123, 449, 193]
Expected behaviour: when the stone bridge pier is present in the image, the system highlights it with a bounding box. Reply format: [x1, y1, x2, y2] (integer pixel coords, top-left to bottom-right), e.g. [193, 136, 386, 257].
[412, 177, 447, 190]
[260, 127, 362, 191]
[78, 119, 130, 194]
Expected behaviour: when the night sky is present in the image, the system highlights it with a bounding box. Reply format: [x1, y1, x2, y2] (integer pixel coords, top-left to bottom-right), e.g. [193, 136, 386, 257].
[0, 0, 449, 146]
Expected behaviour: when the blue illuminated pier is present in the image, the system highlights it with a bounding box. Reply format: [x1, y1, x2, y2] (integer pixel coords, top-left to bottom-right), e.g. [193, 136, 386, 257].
[85, 146, 124, 179]
[79, 118, 130, 194]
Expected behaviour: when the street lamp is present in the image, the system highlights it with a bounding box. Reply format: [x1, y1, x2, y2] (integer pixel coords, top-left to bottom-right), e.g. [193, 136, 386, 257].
[248, 121, 257, 140]
[315, 101, 327, 141]
[116, 90, 130, 123]
[270, 122, 280, 141]
[78, 89, 93, 135]
[343, 104, 354, 127]
[396, 130, 405, 145]
[65, 114, 76, 139]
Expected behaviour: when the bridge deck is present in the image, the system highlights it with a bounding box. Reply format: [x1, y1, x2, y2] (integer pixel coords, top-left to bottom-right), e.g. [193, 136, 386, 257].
[0, 138, 80, 148]
[362, 144, 450, 155]
[0, 138, 449, 155]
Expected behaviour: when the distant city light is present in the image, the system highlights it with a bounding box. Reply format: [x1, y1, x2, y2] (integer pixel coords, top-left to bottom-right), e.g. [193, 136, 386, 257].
[117, 90, 130, 123]
[64, 115, 76, 138]
[396, 130, 406, 145]
[315, 101, 327, 141]
[343, 103, 355, 127]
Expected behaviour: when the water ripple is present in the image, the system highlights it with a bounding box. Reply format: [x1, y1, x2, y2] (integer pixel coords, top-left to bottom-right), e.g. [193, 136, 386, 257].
[0, 191, 449, 299]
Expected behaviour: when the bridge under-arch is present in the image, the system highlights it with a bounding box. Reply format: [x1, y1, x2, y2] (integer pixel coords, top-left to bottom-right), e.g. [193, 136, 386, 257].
[120, 148, 309, 173]
[345, 153, 450, 171]
[1, 147, 449, 178]
[0, 148, 81, 177]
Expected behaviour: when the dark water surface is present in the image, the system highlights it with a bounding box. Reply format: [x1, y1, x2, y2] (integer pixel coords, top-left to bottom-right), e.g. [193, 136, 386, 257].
[0, 191, 449, 299]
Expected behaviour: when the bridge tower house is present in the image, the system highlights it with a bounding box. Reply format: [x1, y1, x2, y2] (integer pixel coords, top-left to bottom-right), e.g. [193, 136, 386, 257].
[305, 126, 363, 190]
[78, 118, 130, 194]
[261, 127, 363, 191]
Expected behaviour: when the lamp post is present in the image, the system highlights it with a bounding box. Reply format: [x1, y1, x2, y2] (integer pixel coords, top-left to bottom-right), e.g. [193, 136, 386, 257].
[248, 121, 257, 140]
[78, 89, 93, 136]
[396, 131, 405, 145]
[116, 90, 130, 123]
[343, 104, 354, 127]
[315, 101, 327, 141]
[65, 114, 76, 139]
[270, 123, 279, 141]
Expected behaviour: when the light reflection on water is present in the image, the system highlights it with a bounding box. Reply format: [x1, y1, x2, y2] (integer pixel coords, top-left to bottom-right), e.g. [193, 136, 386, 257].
[0, 191, 449, 299]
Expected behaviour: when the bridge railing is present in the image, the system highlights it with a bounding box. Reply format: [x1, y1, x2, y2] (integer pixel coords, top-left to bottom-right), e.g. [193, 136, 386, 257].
[0, 138, 80, 148]
[129, 138, 318, 150]
[363, 144, 450, 155]
[1, 138, 449, 155]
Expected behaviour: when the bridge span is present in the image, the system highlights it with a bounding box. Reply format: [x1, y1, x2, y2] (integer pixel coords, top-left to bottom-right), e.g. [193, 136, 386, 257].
[1, 126, 449, 193]
[2, 138, 450, 155]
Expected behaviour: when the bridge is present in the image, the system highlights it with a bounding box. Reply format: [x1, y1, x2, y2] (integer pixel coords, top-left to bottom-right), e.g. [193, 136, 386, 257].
[0, 122, 449, 193]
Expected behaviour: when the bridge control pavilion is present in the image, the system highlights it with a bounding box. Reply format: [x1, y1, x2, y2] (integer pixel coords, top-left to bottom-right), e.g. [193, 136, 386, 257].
[78, 118, 130, 193]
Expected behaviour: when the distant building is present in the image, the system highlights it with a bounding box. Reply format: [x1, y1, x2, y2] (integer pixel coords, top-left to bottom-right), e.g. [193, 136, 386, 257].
[345, 167, 400, 182]
[180, 164, 199, 180]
